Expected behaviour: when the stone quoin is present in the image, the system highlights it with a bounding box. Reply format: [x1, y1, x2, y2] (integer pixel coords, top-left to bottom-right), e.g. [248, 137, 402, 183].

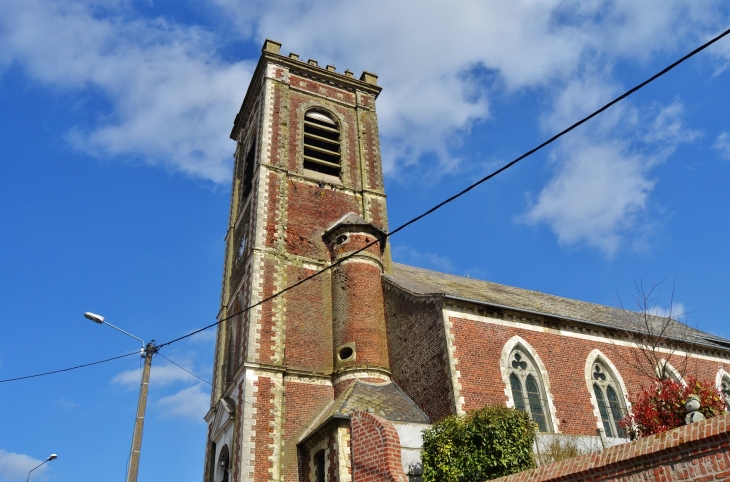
[203, 39, 730, 482]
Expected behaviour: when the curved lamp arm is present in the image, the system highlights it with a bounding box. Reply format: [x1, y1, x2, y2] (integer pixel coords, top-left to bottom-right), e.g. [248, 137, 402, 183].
[27, 454, 56, 482]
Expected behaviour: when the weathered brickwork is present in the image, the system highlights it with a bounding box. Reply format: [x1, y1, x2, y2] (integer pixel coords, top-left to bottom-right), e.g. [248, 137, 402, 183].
[208, 40, 391, 482]
[207, 40, 730, 482]
[350, 411, 408, 482]
[285, 181, 361, 260]
[494, 411, 730, 482]
[331, 260, 389, 370]
[282, 380, 334, 481]
[251, 376, 277, 481]
[283, 265, 332, 372]
[383, 288, 454, 423]
[447, 310, 729, 435]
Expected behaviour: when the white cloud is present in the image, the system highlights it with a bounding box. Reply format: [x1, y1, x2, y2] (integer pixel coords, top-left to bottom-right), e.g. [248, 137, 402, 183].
[0, 0, 253, 183]
[111, 361, 196, 388]
[523, 98, 699, 255]
[157, 383, 210, 422]
[2, 0, 725, 182]
[1, 0, 728, 253]
[56, 398, 78, 409]
[213, 0, 726, 174]
[0, 450, 47, 482]
[714, 131, 730, 159]
[654, 302, 688, 321]
[392, 245, 456, 273]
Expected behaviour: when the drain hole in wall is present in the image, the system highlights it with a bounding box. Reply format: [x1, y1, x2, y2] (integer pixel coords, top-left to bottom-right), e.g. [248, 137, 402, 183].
[338, 347, 354, 360]
[336, 235, 348, 245]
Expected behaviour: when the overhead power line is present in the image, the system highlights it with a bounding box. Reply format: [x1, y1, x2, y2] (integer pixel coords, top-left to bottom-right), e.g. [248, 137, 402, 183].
[157, 25, 730, 350]
[4, 27, 729, 384]
[0, 351, 139, 383]
[158, 29, 730, 348]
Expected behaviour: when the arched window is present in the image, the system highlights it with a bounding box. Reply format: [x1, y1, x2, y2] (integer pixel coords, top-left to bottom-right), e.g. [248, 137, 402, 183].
[507, 348, 551, 432]
[303, 110, 341, 177]
[215, 445, 230, 482]
[721, 375, 730, 411]
[657, 359, 683, 383]
[313, 449, 325, 482]
[591, 361, 627, 438]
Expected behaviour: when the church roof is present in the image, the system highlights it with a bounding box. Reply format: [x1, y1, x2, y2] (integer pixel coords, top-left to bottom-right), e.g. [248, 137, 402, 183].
[385, 263, 730, 352]
[299, 380, 429, 443]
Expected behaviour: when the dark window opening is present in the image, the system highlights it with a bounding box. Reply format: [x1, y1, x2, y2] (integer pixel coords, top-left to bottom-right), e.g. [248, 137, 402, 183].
[313, 449, 325, 482]
[242, 141, 256, 200]
[303, 110, 340, 177]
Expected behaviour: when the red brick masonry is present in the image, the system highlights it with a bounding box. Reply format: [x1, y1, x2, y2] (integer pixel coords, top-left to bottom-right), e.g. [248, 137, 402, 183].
[350, 411, 408, 482]
[494, 412, 730, 482]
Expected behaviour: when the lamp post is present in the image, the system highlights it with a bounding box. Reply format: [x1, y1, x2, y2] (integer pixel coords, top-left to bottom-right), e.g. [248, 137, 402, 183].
[84, 312, 156, 482]
[27, 454, 56, 482]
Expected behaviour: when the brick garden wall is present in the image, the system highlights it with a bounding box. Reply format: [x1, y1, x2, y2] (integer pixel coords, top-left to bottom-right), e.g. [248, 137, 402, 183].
[494, 411, 730, 482]
[350, 411, 408, 482]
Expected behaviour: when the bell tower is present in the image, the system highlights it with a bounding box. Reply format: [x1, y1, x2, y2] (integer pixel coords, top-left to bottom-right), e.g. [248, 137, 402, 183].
[203, 39, 393, 482]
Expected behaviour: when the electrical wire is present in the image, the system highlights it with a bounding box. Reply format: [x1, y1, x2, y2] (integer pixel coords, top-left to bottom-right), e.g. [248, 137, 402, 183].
[156, 353, 330, 434]
[157, 25, 730, 350]
[3, 26, 729, 385]
[0, 351, 139, 383]
[157, 353, 217, 388]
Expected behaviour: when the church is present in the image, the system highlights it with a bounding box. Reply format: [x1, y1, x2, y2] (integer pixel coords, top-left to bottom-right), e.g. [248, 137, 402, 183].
[202, 39, 730, 482]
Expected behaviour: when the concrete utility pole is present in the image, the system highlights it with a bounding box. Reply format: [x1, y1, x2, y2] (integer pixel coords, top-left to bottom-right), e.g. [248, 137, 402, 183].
[127, 340, 157, 482]
[83, 312, 156, 482]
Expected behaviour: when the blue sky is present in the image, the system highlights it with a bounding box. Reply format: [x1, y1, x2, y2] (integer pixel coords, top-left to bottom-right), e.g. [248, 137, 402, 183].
[2, 1, 730, 480]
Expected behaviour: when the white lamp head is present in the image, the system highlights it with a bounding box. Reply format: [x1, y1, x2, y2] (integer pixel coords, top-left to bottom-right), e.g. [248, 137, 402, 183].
[83, 312, 105, 324]
[47, 454, 57, 461]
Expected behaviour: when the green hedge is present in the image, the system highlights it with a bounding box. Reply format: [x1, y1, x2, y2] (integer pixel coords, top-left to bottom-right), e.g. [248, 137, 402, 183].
[421, 405, 536, 482]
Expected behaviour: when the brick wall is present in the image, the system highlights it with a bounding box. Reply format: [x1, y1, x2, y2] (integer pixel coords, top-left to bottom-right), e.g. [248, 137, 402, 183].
[383, 287, 453, 423]
[494, 412, 730, 482]
[350, 411, 408, 482]
[447, 311, 730, 436]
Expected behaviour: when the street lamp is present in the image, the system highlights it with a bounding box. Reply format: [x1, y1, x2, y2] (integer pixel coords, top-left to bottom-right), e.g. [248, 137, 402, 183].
[27, 454, 57, 482]
[84, 312, 156, 482]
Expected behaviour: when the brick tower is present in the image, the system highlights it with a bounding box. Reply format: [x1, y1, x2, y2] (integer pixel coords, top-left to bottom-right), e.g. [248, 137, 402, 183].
[203, 40, 425, 482]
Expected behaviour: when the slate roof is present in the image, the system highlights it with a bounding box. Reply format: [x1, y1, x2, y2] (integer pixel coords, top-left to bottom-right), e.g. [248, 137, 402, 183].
[300, 380, 429, 443]
[385, 263, 730, 352]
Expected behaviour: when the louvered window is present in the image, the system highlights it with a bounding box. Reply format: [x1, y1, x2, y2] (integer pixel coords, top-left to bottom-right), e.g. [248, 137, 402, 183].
[303, 110, 341, 177]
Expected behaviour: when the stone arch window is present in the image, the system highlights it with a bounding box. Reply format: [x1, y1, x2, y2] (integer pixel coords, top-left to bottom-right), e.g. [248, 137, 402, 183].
[657, 359, 683, 384]
[215, 445, 230, 482]
[313, 449, 325, 482]
[591, 359, 627, 438]
[303, 109, 341, 177]
[507, 346, 552, 432]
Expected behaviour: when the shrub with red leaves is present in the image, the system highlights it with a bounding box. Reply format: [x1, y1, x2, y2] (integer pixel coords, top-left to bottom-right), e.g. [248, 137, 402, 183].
[619, 376, 726, 439]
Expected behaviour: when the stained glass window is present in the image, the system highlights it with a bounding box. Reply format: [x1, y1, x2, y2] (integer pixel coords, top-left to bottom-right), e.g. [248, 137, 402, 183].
[506, 346, 552, 432]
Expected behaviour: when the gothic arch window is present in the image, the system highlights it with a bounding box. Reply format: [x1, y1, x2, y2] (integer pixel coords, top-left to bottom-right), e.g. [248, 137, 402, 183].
[303, 109, 341, 177]
[657, 359, 683, 384]
[506, 346, 552, 432]
[590, 359, 627, 438]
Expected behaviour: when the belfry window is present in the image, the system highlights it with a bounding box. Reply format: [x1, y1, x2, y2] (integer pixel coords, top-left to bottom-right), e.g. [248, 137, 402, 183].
[591, 360, 627, 438]
[721, 375, 730, 411]
[507, 348, 551, 432]
[303, 110, 341, 177]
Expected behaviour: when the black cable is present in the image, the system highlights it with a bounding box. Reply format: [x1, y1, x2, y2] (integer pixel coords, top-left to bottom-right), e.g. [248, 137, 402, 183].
[0, 351, 139, 383]
[157, 353, 216, 388]
[155, 25, 730, 349]
[157, 353, 330, 434]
